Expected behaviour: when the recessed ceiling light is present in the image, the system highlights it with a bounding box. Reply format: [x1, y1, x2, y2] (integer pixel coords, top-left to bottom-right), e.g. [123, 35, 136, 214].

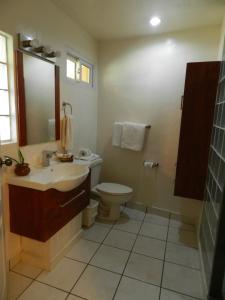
[149, 16, 161, 27]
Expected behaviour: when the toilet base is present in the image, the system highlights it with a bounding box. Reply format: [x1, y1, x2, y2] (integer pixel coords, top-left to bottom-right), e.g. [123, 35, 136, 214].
[98, 201, 121, 221]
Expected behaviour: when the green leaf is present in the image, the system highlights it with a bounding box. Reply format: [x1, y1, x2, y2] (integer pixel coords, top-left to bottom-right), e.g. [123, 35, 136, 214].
[18, 149, 24, 164]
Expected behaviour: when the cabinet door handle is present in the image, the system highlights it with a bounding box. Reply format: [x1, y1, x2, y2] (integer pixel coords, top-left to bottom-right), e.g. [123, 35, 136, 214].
[59, 190, 86, 208]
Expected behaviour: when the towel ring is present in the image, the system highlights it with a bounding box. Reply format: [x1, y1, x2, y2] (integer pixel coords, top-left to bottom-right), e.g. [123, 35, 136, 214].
[62, 102, 72, 115]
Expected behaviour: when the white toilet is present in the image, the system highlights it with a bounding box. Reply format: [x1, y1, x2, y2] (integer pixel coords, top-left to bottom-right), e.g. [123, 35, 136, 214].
[75, 157, 133, 221]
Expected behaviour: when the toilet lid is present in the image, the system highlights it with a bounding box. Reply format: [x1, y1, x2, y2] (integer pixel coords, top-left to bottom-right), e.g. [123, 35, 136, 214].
[96, 182, 133, 195]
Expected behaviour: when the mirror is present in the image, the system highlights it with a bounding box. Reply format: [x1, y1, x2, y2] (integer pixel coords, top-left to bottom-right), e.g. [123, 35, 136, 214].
[16, 50, 60, 146]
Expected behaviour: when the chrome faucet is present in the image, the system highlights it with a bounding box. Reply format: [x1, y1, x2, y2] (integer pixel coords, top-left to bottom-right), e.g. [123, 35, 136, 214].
[42, 151, 56, 167]
[0, 157, 13, 168]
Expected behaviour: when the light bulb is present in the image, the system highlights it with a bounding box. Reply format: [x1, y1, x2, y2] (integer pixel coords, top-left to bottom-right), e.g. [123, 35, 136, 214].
[149, 16, 161, 27]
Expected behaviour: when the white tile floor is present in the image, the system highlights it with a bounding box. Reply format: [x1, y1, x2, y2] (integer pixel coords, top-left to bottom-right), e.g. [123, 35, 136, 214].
[8, 207, 204, 300]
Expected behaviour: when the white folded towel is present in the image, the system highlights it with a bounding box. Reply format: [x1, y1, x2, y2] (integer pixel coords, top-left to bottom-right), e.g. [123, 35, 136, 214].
[112, 122, 123, 147]
[121, 122, 146, 151]
[60, 115, 73, 152]
[78, 153, 100, 161]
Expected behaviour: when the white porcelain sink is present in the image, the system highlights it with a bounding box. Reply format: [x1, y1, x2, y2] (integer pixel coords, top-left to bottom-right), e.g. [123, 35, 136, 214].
[7, 163, 89, 192]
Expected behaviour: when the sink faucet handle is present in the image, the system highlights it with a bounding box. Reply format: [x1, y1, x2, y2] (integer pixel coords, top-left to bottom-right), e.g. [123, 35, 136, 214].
[0, 157, 13, 168]
[42, 150, 57, 167]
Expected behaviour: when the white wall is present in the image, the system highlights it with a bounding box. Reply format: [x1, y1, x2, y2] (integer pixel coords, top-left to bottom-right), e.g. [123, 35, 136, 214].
[218, 13, 225, 59]
[0, 0, 98, 263]
[0, 0, 98, 154]
[97, 25, 221, 222]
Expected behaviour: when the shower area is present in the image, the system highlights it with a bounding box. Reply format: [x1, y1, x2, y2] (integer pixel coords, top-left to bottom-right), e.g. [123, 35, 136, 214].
[199, 49, 225, 299]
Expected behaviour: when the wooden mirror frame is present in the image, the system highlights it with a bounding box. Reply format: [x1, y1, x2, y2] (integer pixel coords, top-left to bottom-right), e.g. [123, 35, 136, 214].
[15, 49, 60, 146]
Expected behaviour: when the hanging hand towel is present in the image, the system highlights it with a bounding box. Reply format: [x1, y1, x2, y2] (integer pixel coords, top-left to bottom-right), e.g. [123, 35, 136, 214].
[60, 115, 73, 152]
[112, 122, 123, 146]
[121, 122, 146, 151]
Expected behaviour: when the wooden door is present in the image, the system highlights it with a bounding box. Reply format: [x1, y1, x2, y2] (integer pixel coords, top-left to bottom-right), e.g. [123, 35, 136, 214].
[174, 61, 220, 200]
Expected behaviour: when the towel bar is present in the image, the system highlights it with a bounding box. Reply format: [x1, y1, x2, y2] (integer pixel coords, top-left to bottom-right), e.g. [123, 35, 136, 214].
[62, 102, 72, 115]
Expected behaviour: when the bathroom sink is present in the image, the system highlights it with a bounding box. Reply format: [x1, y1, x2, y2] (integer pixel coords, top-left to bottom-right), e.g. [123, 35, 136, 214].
[7, 163, 89, 192]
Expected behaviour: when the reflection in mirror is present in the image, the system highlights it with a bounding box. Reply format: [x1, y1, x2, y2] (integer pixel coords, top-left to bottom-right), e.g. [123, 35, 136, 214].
[16, 50, 60, 146]
[24, 54, 55, 144]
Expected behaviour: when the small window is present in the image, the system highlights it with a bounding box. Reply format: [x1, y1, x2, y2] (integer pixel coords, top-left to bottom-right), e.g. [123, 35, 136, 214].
[0, 32, 15, 143]
[81, 63, 91, 84]
[66, 54, 93, 86]
[66, 58, 75, 80]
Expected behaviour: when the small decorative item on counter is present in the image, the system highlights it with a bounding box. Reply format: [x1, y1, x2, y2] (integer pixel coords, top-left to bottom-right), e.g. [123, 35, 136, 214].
[56, 152, 74, 162]
[6, 150, 30, 176]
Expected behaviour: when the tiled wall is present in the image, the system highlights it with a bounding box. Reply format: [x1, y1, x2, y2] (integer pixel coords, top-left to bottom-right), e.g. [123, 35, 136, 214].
[200, 59, 225, 288]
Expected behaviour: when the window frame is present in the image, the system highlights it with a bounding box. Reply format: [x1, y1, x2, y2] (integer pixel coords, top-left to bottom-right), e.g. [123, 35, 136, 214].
[66, 53, 94, 87]
[0, 32, 12, 143]
[80, 59, 93, 86]
[66, 56, 76, 80]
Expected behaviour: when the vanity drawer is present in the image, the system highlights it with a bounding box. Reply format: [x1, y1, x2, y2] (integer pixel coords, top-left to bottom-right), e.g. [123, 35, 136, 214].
[9, 173, 90, 242]
[42, 179, 90, 240]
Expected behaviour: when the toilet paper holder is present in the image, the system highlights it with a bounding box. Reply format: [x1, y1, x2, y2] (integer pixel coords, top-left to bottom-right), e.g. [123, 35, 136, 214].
[143, 160, 159, 168]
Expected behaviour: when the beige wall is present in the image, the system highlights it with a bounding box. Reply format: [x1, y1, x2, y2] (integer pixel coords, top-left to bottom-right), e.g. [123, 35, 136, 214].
[0, 0, 98, 263]
[218, 13, 225, 59]
[97, 25, 221, 222]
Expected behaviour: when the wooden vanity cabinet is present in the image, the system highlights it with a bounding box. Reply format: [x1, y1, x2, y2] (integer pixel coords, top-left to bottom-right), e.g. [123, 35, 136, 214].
[174, 61, 220, 200]
[9, 174, 90, 242]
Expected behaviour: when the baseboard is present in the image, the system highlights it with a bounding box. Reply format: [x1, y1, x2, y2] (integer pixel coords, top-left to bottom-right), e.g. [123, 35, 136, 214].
[9, 252, 21, 269]
[49, 228, 83, 270]
[21, 229, 83, 271]
[126, 202, 196, 226]
[21, 251, 50, 270]
[125, 201, 146, 212]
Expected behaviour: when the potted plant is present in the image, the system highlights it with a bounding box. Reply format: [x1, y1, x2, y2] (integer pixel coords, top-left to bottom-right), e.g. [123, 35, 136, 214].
[6, 150, 30, 176]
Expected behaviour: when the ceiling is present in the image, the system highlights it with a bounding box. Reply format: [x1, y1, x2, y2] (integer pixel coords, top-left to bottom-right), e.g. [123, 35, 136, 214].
[51, 0, 225, 40]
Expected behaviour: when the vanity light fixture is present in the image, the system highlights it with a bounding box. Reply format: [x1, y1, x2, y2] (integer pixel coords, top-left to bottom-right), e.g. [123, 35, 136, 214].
[43, 51, 61, 58]
[149, 16, 161, 27]
[21, 38, 39, 48]
[18, 33, 61, 62]
[33, 46, 45, 54]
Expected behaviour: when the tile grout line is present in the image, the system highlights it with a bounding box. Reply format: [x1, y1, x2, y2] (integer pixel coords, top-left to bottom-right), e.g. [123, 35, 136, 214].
[16, 219, 197, 299]
[64, 254, 202, 291]
[64, 255, 194, 291]
[158, 212, 171, 300]
[12, 209, 199, 300]
[159, 215, 201, 300]
[111, 207, 147, 300]
[10, 269, 42, 281]
[95, 221, 197, 245]
[31, 278, 76, 294]
[89, 215, 201, 299]
[15, 278, 36, 300]
[14, 221, 115, 300]
[162, 287, 203, 300]
[65, 243, 201, 271]
[14, 268, 43, 299]
[84, 230, 198, 250]
[66, 219, 116, 299]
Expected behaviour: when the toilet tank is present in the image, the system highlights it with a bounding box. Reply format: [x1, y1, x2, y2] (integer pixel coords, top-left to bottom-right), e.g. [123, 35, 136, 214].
[75, 157, 103, 189]
[90, 158, 103, 188]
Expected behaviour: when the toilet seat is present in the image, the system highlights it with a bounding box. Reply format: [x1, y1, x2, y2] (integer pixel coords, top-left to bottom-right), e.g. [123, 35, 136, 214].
[96, 182, 133, 196]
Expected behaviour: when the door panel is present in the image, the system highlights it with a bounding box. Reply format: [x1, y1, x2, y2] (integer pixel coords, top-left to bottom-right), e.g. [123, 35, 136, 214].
[174, 61, 220, 200]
